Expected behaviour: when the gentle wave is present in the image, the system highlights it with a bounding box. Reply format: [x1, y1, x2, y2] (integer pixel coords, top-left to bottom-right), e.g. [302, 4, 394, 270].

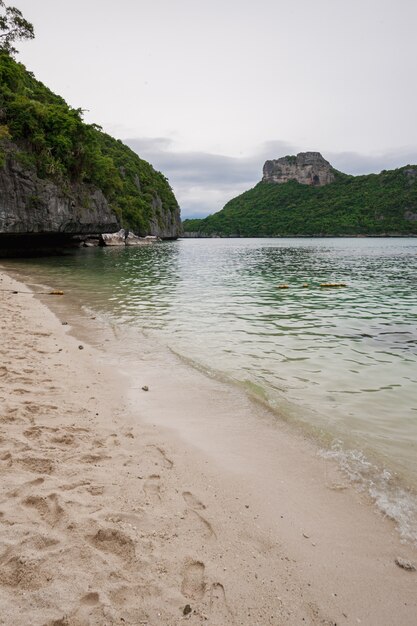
[320, 442, 417, 544]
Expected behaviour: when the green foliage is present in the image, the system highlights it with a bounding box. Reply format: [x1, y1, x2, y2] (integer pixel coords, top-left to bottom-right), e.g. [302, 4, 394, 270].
[183, 168, 417, 237]
[0, 1, 34, 56]
[0, 53, 178, 234]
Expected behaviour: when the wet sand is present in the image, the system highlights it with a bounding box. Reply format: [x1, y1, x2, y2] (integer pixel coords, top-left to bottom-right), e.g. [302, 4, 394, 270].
[0, 268, 416, 626]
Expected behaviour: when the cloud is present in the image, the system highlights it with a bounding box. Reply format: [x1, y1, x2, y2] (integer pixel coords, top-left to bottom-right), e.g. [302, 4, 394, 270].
[125, 137, 263, 218]
[124, 137, 417, 219]
[125, 137, 300, 218]
[325, 149, 417, 176]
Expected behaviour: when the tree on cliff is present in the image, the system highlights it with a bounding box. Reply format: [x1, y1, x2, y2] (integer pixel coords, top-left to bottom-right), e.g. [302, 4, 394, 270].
[0, 1, 34, 56]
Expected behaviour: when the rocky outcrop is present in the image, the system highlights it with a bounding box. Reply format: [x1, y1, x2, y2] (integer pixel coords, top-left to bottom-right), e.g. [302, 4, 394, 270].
[262, 152, 336, 186]
[100, 229, 158, 246]
[148, 194, 182, 239]
[0, 145, 181, 255]
[0, 149, 119, 235]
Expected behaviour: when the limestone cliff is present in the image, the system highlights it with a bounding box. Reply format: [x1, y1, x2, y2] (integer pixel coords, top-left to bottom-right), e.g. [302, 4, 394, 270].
[0, 52, 181, 255]
[0, 145, 119, 235]
[149, 194, 182, 239]
[262, 152, 336, 186]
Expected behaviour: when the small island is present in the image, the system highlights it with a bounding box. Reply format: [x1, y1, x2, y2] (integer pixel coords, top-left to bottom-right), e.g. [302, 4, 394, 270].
[183, 152, 417, 237]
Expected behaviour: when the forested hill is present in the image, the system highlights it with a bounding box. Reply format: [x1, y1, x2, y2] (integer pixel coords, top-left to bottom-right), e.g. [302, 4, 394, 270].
[183, 162, 417, 237]
[0, 52, 181, 238]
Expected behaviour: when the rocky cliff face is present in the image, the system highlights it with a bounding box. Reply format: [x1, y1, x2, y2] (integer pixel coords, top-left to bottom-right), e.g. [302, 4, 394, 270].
[0, 143, 182, 255]
[149, 194, 182, 239]
[0, 149, 119, 235]
[262, 152, 336, 186]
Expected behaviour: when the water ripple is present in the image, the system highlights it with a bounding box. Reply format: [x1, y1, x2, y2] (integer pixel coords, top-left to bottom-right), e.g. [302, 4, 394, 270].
[8, 237, 417, 495]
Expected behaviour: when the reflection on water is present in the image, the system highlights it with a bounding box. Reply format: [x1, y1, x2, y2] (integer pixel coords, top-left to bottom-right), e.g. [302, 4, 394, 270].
[7, 238, 417, 494]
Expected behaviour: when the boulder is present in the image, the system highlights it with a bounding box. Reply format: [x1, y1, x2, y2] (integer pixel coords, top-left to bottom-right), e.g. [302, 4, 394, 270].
[100, 229, 127, 246]
[100, 229, 159, 246]
[125, 232, 155, 246]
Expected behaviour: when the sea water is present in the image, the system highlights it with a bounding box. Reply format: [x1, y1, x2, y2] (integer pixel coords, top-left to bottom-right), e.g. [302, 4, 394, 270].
[6, 237, 417, 541]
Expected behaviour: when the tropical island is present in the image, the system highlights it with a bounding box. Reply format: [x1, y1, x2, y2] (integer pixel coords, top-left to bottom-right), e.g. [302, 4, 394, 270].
[183, 151, 417, 237]
[1, 4, 417, 626]
[0, 6, 181, 255]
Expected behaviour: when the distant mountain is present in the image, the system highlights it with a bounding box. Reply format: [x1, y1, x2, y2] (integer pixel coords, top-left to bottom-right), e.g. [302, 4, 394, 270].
[183, 152, 417, 237]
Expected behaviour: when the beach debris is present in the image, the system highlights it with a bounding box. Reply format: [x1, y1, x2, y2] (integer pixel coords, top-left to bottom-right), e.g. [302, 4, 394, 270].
[302, 533, 310, 539]
[183, 604, 192, 616]
[62, 321, 68, 325]
[49, 290, 64, 295]
[319, 283, 347, 288]
[78, 345, 84, 350]
[142, 385, 149, 391]
[395, 557, 416, 571]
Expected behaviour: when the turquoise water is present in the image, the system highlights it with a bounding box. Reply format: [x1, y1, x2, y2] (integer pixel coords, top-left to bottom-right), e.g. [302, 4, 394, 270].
[7, 237, 417, 539]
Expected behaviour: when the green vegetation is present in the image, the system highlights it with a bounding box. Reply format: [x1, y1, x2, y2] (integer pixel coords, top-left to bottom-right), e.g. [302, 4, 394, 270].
[0, 1, 34, 57]
[0, 52, 178, 234]
[183, 168, 417, 237]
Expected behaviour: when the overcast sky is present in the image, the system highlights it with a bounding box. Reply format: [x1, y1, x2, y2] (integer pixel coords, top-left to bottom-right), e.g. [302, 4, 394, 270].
[15, 0, 417, 218]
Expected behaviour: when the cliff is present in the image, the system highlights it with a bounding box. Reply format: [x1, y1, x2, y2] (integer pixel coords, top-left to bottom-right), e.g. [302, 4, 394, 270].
[183, 155, 417, 237]
[0, 53, 181, 254]
[0, 142, 118, 234]
[262, 152, 337, 186]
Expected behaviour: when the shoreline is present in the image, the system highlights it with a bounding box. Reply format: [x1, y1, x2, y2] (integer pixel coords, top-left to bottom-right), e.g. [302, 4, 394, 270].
[1, 269, 416, 625]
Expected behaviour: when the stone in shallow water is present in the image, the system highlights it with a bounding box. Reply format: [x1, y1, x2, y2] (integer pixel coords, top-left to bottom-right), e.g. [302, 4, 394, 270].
[100, 229, 126, 246]
[100, 229, 158, 246]
[125, 232, 156, 246]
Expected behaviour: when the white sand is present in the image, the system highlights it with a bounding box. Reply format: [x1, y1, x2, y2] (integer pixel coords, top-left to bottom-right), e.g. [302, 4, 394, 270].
[0, 269, 416, 626]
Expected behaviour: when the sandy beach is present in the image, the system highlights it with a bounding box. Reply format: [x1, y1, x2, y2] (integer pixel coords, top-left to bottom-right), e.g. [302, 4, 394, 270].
[0, 268, 416, 626]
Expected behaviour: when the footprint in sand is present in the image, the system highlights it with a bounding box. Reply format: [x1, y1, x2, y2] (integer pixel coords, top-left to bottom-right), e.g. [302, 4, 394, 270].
[23, 534, 60, 552]
[0, 451, 13, 468]
[80, 591, 100, 606]
[103, 511, 144, 526]
[89, 527, 136, 562]
[86, 484, 105, 496]
[23, 493, 65, 527]
[17, 456, 55, 474]
[143, 474, 161, 501]
[0, 553, 50, 591]
[182, 491, 216, 538]
[80, 453, 111, 464]
[23, 425, 59, 442]
[185, 509, 216, 539]
[13, 388, 32, 395]
[146, 445, 173, 469]
[182, 491, 206, 510]
[7, 477, 45, 498]
[181, 559, 206, 600]
[209, 582, 235, 625]
[50, 432, 76, 447]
